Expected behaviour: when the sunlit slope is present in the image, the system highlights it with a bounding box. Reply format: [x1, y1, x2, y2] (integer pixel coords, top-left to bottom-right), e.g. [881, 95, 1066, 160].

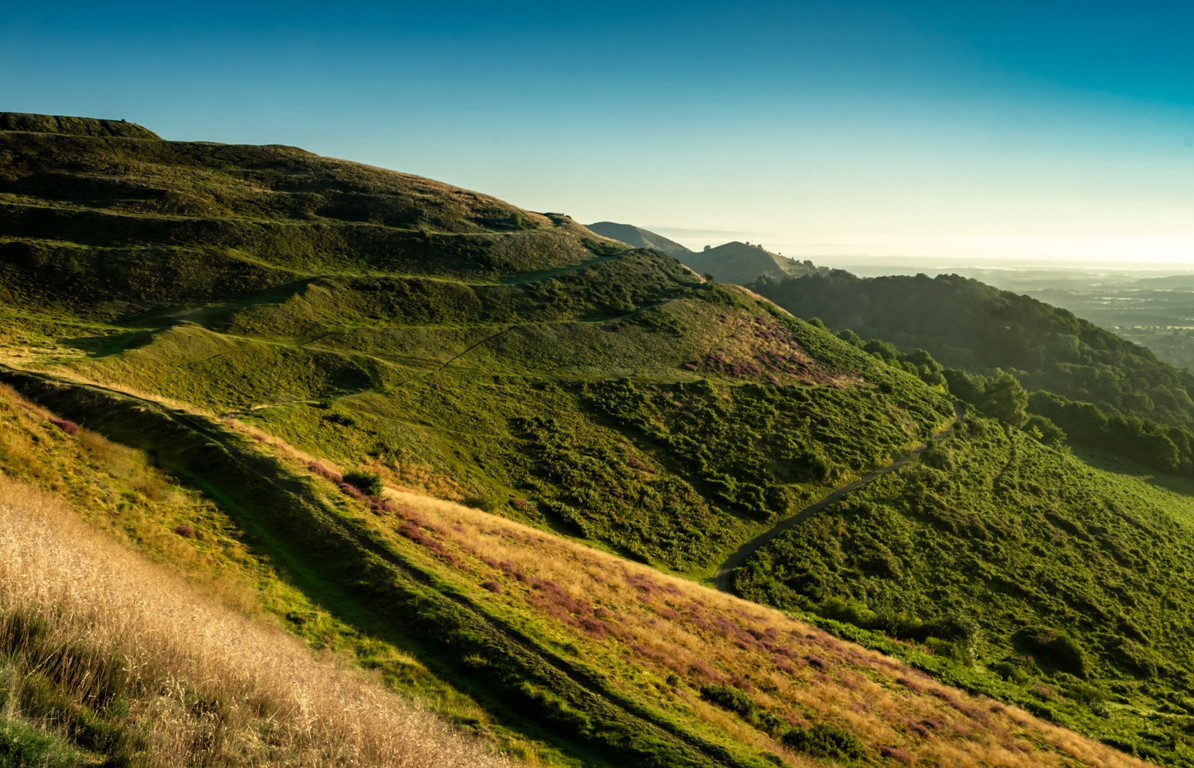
[0, 384, 509, 767]
[735, 416, 1194, 765]
[0, 477, 506, 768]
[0, 372, 1153, 768]
[0, 119, 955, 575]
[682, 242, 827, 286]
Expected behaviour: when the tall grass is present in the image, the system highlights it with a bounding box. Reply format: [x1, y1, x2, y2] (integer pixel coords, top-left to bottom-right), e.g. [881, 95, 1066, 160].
[0, 474, 509, 767]
[379, 489, 1156, 768]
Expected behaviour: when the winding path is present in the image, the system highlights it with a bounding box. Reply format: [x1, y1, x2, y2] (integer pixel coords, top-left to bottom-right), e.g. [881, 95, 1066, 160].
[713, 402, 964, 592]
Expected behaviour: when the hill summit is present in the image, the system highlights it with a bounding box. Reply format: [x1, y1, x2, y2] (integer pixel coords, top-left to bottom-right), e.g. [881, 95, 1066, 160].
[682, 241, 827, 285]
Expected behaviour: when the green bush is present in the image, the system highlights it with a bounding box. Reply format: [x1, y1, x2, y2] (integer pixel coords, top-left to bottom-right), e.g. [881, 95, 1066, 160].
[1014, 626, 1089, 678]
[698, 685, 785, 737]
[780, 724, 867, 761]
[342, 470, 383, 497]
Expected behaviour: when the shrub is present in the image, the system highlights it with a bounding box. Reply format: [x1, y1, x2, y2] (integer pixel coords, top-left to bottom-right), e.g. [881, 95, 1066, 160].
[991, 660, 1031, 685]
[781, 724, 867, 761]
[699, 684, 785, 736]
[462, 495, 498, 512]
[342, 470, 383, 497]
[1014, 626, 1089, 678]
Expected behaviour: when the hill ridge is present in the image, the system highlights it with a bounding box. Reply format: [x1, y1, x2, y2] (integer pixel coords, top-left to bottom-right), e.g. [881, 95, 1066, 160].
[0, 111, 161, 139]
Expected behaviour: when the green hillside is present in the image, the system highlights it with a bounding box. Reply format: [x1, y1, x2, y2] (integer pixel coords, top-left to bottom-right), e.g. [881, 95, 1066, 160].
[3, 114, 1193, 765]
[586, 221, 692, 259]
[0, 371, 1142, 768]
[734, 416, 1194, 765]
[0, 121, 954, 577]
[752, 271, 1194, 428]
[0, 111, 160, 139]
[753, 270, 1194, 475]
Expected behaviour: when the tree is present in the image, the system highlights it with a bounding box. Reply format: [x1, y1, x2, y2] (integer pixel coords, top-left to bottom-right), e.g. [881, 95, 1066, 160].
[981, 373, 1028, 427]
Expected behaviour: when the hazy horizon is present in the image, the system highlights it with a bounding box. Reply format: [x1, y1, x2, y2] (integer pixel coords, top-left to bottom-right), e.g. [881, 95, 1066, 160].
[3, 1, 1191, 265]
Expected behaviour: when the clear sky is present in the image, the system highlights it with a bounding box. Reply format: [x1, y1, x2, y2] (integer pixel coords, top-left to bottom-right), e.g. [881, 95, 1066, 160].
[3, 1, 1192, 265]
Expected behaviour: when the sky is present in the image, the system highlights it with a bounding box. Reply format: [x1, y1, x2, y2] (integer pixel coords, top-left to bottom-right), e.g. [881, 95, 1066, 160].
[2, 1, 1193, 266]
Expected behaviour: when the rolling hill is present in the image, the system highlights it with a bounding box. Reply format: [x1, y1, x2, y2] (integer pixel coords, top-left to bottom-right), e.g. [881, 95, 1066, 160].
[751, 271, 1194, 429]
[753, 270, 1194, 478]
[583, 223, 826, 287]
[585, 221, 692, 259]
[682, 241, 827, 286]
[3, 113, 1194, 765]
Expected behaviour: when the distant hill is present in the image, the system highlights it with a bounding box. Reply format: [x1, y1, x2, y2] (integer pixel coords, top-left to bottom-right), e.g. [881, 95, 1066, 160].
[585, 221, 692, 258]
[584, 224, 827, 287]
[752, 270, 1194, 430]
[682, 241, 827, 285]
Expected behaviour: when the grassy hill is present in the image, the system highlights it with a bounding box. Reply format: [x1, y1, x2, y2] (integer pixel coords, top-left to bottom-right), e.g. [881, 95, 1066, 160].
[0, 111, 160, 139]
[585, 222, 692, 259]
[753, 269, 1194, 482]
[0, 120, 955, 577]
[0, 479, 503, 768]
[0, 369, 1152, 768]
[734, 415, 1194, 765]
[683, 242, 827, 286]
[3, 114, 1193, 765]
[751, 271, 1194, 430]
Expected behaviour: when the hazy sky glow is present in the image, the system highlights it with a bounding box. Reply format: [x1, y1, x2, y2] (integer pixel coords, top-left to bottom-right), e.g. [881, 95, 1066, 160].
[3, 1, 1192, 264]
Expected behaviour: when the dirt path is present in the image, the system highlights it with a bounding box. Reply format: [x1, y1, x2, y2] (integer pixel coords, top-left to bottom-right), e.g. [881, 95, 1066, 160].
[713, 402, 964, 592]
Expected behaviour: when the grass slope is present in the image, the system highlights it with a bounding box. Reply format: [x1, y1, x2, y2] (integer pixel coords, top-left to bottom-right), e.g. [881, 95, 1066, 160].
[0, 372, 1153, 768]
[0, 473, 504, 768]
[734, 415, 1194, 765]
[3, 116, 1189, 765]
[0, 124, 956, 576]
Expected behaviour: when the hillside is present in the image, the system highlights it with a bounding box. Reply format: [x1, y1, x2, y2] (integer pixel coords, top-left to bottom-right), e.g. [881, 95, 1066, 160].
[1, 114, 1190, 764]
[586, 221, 692, 259]
[0, 370, 1153, 768]
[0, 468, 503, 768]
[0, 119, 955, 577]
[735, 416, 1194, 764]
[751, 271, 1194, 429]
[683, 242, 827, 286]
[0, 111, 161, 139]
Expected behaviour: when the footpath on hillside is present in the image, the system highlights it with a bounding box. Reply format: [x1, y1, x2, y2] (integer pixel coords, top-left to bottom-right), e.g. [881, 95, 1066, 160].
[714, 402, 964, 592]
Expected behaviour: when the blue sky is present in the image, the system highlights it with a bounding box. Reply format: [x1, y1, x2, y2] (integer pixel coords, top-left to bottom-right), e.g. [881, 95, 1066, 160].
[3, 1, 1192, 264]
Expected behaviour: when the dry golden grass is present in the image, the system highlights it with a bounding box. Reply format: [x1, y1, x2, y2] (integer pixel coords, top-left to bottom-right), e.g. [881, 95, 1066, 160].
[0, 475, 511, 768]
[381, 488, 1156, 768]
